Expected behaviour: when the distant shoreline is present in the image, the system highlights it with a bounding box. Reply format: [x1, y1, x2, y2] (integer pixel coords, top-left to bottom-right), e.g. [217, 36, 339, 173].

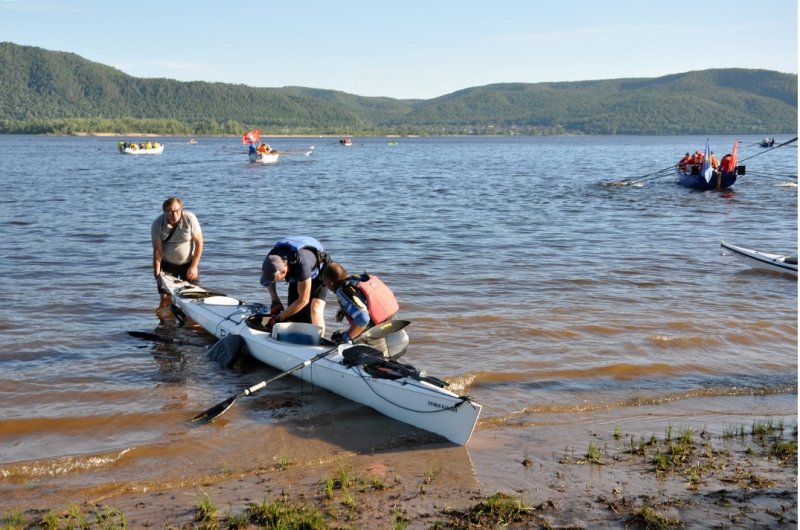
[69, 133, 420, 138]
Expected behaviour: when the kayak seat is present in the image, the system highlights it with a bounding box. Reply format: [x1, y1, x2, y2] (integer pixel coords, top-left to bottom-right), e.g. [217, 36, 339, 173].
[245, 315, 272, 332]
[784, 256, 797, 265]
[271, 322, 322, 346]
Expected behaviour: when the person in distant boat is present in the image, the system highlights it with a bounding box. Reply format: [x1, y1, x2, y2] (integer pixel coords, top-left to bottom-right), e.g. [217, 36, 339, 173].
[720, 153, 735, 173]
[260, 236, 331, 332]
[678, 152, 692, 172]
[257, 143, 269, 154]
[322, 262, 400, 355]
[151, 196, 203, 304]
[248, 143, 257, 156]
[709, 152, 720, 170]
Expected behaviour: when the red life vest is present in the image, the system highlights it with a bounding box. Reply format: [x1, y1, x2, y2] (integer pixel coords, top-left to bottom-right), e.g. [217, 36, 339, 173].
[354, 275, 399, 325]
[720, 154, 735, 173]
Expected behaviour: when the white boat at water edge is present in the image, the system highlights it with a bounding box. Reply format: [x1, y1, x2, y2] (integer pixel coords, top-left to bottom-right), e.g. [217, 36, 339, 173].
[160, 274, 482, 445]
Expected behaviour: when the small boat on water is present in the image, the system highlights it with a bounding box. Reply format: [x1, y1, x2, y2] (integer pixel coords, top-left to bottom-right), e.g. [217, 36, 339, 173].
[760, 137, 775, 148]
[249, 151, 280, 164]
[676, 139, 742, 190]
[676, 165, 738, 190]
[117, 142, 164, 155]
[340, 137, 352, 146]
[721, 241, 797, 276]
[160, 274, 482, 445]
[188, 137, 197, 145]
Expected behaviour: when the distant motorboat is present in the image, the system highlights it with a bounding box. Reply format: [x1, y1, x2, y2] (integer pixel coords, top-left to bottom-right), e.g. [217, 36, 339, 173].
[188, 137, 197, 145]
[759, 137, 775, 148]
[340, 137, 352, 146]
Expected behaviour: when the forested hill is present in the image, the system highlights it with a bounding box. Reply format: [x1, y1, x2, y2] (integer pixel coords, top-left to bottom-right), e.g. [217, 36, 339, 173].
[0, 42, 796, 136]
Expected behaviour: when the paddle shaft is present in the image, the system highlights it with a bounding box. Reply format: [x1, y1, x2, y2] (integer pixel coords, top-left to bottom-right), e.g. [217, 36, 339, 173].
[242, 350, 329, 397]
[191, 319, 411, 423]
[240, 319, 411, 395]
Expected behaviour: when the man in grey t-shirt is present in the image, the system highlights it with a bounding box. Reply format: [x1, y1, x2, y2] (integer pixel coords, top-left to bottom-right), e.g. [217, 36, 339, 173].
[151, 196, 203, 303]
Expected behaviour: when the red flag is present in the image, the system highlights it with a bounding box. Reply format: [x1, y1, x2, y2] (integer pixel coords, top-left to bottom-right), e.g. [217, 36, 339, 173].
[242, 129, 260, 145]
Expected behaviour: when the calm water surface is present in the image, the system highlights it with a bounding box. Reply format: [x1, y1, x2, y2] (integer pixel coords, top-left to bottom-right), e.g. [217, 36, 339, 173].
[0, 134, 796, 505]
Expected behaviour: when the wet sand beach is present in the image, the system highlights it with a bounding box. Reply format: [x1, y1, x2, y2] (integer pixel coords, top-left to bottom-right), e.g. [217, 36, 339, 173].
[3, 394, 795, 528]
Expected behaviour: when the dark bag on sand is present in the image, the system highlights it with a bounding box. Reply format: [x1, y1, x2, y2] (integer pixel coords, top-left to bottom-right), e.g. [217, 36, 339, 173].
[207, 334, 244, 369]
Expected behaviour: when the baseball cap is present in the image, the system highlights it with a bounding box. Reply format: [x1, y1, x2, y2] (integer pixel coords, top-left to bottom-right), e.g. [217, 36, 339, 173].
[260, 254, 286, 286]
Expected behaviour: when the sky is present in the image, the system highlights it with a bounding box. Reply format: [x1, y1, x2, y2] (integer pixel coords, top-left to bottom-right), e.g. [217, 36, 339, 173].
[1, 0, 797, 100]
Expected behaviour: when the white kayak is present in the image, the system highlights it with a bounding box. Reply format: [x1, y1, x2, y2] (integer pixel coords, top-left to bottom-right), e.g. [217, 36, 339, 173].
[721, 241, 798, 276]
[249, 152, 279, 164]
[160, 274, 482, 445]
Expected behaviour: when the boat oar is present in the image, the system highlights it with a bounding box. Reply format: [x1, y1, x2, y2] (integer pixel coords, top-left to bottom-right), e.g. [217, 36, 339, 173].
[128, 330, 210, 347]
[604, 164, 676, 187]
[190, 319, 411, 424]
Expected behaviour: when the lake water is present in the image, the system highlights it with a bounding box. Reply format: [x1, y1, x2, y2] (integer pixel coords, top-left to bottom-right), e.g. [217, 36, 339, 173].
[0, 134, 796, 509]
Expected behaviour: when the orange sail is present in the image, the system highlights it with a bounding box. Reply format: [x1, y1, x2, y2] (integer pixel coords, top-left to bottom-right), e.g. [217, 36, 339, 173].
[730, 139, 738, 168]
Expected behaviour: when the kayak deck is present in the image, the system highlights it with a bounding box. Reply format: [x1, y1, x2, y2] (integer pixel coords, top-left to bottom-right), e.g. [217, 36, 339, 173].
[160, 274, 482, 445]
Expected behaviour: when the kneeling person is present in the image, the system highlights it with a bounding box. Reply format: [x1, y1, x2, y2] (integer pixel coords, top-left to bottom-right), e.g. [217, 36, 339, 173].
[322, 262, 400, 356]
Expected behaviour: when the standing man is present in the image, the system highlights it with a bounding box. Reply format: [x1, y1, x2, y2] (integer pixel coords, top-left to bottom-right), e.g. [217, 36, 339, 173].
[152, 196, 203, 304]
[260, 236, 331, 333]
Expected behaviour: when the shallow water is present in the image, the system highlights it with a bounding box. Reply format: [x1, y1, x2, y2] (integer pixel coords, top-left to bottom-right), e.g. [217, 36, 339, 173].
[0, 134, 796, 507]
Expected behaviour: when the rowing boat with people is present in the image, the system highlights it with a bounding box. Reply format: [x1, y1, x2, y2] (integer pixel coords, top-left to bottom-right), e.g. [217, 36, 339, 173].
[160, 274, 482, 445]
[119, 143, 164, 155]
[675, 139, 742, 191]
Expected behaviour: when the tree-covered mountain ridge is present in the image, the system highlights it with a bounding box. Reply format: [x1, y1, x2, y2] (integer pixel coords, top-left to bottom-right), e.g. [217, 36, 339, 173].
[0, 42, 796, 135]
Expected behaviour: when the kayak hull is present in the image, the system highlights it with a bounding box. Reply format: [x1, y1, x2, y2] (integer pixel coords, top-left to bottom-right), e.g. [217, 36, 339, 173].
[160, 275, 482, 445]
[721, 241, 798, 276]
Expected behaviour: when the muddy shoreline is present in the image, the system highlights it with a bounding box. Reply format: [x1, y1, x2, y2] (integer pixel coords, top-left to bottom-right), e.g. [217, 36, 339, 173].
[4, 402, 796, 529]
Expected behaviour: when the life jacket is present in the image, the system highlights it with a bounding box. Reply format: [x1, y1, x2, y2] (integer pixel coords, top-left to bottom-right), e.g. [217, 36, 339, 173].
[720, 154, 735, 173]
[270, 236, 328, 279]
[342, 274, 399, 325]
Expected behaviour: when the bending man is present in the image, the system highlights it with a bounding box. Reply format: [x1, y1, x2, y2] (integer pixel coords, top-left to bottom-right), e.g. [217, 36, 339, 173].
[260, 236, 331, 333]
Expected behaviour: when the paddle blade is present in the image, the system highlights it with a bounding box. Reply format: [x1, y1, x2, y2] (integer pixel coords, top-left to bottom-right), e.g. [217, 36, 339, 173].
[359, 319, 411, 341]
[191, 395, 239, 424]
[128, 331, 165, 341]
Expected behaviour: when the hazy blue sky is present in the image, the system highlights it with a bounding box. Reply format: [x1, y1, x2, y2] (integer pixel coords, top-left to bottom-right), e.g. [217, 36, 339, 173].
[1, 0, 796, 99]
